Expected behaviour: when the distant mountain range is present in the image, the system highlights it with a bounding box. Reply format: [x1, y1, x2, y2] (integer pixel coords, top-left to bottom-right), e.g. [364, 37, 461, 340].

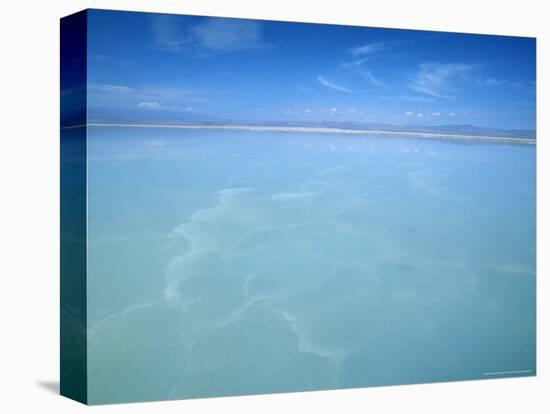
[88, 109, 536, 140]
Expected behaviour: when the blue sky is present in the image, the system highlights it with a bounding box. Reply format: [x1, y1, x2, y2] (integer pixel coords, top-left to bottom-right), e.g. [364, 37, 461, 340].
[87, 9, 536, 130]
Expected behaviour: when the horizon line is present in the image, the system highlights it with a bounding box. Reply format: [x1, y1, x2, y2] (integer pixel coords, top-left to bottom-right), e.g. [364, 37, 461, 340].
[62, 122, 536, 145]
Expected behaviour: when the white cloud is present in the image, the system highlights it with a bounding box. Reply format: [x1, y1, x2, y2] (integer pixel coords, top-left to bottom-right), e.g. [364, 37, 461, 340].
[137, 102, 161, 109]
[89, 82, 208, 109]
[340, 56, 384, 88]
[360, 70, 384, 88]
[340, 57, 369, 69]
[151, 15, 190, 52]
[483, 77, 506, 86]
[151, 15, 266, 54]
[350, 42, 387, 57]
[431, 112, 441, 116]
[317, 75, 353, 94]
[403, 111, 426, 118]
[448, 112, 456, 116]
[410, 63, 472, 98]
[137, 102, 195, 113]
[191, 18, 264, 52]
[88, 83, 134, 93]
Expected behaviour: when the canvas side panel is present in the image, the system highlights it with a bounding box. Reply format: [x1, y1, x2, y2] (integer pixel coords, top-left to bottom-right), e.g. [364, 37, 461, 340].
[60, 10, 88, 404]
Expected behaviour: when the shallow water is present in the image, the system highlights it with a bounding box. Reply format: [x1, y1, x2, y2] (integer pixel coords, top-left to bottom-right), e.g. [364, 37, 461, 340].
[86, 126, 536, 404]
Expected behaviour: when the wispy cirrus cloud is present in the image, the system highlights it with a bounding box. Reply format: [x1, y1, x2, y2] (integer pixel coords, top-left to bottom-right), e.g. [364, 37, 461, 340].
[349, 42, 388, 57]
[88, 83, 209, 103]
[341, 42, 388, 88]
[151, 15, 188, 52]
[137, 102, 195, 112]
[340, 58, 385, 88]
[151, 15, 267, 54]
[340, 57, 369, 69]
[317, 75, 353, 94]
[359, 69, 385, 88]
[139, 86, 207, 101]
[88, 83, 135, 93]
[409, 63, 473, 99]
[87, 82, 207, 117]
[90, 54, 133, 66]
[482, 77, 507, 87]
[191, 18, 265, 52]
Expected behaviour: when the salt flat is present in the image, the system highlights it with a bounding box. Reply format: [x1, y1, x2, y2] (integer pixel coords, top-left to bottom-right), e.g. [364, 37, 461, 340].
[85, 126, 536, 404]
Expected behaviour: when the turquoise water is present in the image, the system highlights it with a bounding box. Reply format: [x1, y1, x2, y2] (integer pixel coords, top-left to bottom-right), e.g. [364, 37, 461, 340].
[86, 126, 536, 404]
